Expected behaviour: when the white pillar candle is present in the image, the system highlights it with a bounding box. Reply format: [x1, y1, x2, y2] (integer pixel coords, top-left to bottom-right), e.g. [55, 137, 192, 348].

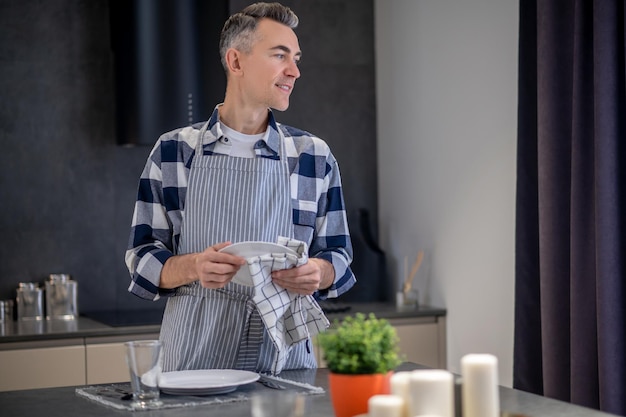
[390, 371, 412, 417]
[368, 394, 405, 417]
[408, 369, 455, 417]
[461, 354, 500, 417]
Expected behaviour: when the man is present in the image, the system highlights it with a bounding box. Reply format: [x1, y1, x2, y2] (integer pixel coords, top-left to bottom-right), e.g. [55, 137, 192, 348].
[125, 2, 355, 374]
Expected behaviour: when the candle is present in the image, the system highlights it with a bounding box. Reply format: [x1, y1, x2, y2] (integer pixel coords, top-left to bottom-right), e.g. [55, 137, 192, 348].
[408, 369, 454, 417]
[368, 394, 405, 417]
[461, 353, 499, 417]
[390, 371, 411, 417]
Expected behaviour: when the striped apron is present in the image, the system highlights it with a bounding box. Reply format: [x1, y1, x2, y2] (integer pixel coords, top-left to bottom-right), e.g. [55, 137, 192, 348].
[159, 119, 316, 373]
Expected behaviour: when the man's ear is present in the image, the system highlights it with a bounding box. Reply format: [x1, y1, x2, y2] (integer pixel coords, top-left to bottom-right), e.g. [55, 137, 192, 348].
[225, 48, 243, 76]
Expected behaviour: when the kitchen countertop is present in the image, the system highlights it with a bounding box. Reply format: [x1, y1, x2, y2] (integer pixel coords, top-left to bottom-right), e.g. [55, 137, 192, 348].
[0, 316, 161, 345]
[0, 302, 446, 345]
[0, 362, 619, 417]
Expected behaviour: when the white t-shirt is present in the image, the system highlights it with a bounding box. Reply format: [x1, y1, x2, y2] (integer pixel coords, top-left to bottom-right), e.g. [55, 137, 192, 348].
[220, 123, 266, 158]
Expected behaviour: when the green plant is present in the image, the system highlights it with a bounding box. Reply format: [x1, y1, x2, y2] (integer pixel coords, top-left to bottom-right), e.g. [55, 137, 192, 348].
[318, 312, 403, 374]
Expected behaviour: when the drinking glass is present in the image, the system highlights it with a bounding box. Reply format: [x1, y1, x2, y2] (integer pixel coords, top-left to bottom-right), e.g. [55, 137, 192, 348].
[125, 340, 163, 409]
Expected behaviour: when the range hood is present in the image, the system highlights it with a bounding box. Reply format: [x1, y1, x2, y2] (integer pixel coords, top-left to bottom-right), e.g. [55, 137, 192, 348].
[109, 0, 228, 146]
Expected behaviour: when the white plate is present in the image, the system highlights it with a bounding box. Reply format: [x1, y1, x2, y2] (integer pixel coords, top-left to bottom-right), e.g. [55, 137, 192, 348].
[158, 369, 259, 396]
[219, 241, 298, 286]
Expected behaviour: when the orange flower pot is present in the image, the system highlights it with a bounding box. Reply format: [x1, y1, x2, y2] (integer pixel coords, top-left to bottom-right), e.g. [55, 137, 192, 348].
[327, 371, 393, 417]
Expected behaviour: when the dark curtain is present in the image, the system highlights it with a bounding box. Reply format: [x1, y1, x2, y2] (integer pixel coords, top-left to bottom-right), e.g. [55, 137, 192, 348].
[514, 0, 626, 414]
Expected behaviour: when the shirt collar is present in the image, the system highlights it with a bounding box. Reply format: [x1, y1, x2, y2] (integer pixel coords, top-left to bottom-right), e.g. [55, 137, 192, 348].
[205, 106, 281, 156]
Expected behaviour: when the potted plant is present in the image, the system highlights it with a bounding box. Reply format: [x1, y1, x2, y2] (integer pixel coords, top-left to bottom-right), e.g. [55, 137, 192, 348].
[318, 312, 403, 417]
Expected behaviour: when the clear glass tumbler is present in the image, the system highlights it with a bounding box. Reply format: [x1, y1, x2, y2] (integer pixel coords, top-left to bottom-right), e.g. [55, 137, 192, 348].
[124, 340, 163, 409]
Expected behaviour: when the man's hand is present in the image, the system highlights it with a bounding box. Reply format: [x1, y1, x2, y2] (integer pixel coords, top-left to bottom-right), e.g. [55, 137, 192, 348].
[271, 258, 335, 295]
[160, 242, 246, 289]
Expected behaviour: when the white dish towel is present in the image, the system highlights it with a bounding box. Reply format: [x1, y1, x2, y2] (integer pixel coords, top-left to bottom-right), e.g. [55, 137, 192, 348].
[247, 236, 330, 374]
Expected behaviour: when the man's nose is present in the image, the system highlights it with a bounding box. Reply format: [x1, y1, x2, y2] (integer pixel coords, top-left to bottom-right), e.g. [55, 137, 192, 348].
[286, 60, 300, 79]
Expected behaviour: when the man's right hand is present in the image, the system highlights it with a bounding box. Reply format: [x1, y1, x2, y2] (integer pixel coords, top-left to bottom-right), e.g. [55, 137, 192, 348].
[160, 242, 246, 289]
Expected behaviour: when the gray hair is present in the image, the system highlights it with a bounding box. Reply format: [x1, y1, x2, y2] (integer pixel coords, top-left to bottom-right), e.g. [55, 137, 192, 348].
[219, 2, 299, 72]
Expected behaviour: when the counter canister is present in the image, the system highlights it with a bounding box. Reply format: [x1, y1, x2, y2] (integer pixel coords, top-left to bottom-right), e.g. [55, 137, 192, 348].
[0, 299, 14, 322]
[45, 274, 78, 320]
[16, 282, 44, 320]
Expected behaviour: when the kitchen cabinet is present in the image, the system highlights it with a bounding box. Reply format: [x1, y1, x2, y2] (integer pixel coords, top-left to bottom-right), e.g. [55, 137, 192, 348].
[85, 333, 159, 384]
[0, 333, 160, 391]
[0, 339, 85, 391]
[84, 333, 159, 384]
[0, 304, 446, 391]
[314, 315, 446, 370]
[393, 316, 446, 369]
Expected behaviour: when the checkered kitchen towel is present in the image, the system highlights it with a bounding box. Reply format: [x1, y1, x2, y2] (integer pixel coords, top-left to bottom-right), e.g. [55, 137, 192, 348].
[247, 237, 330, 374]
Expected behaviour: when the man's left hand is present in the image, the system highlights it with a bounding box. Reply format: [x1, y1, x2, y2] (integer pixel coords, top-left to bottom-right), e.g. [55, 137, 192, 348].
[271, 258, 334, 295]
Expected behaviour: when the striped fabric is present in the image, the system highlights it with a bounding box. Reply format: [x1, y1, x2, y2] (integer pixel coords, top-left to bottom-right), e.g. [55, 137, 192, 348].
[179, 155, 291, 245]
[160, 286, 264, 371]
[157, 118, 316, 373]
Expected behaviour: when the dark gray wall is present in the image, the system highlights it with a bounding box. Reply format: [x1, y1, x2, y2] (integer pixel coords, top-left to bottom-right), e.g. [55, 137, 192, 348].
[0, 0, 379, 314]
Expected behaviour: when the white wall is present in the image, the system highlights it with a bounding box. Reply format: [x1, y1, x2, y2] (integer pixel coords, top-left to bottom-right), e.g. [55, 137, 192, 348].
[375, 0, 518, 386]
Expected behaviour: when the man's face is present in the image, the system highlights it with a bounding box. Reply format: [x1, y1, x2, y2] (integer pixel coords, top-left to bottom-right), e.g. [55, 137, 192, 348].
[238, 18, 302, 111]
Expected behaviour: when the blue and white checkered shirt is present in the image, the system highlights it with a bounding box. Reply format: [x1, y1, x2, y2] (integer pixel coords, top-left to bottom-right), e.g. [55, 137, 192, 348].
[125, 108, 355, 301]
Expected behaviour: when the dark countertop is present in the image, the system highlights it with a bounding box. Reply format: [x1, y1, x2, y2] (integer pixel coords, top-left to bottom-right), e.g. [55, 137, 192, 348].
[0, 317, 161, 345]
[319, 301, 447, 321]
[0, 303, 446, 345]
[0, 363, 619, 417]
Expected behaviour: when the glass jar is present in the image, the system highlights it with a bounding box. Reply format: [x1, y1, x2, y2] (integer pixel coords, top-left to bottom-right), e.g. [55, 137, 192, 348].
[45, 274, 78, 320]
[16, 282, 43, 320]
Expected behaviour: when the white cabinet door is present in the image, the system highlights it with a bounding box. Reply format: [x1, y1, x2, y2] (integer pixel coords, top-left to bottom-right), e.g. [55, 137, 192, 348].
[390, 316, 446, 369]
[85, 342, 129, 384]
[393, 321, 440, 368]
[85, 333, 159, 384]
[0, 343, 86, 391]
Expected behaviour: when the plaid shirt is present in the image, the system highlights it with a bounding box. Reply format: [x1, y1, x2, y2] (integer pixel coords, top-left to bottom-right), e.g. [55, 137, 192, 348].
[125, 108, 355, 301]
